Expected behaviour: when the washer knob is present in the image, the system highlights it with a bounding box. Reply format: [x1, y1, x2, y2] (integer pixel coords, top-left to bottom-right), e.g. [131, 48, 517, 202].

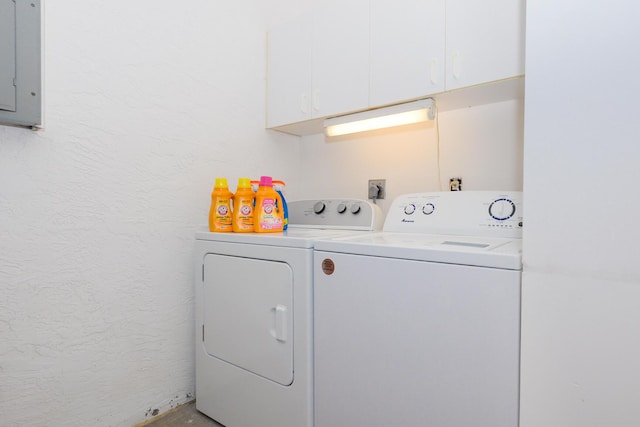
[313, 201, 326, 214]
[489, 198, 516, 221]
[337, 203, 347, 214]
[350, 204, 361, 214]
[404, 203, 416, 215]
[422, 203, 435, 215]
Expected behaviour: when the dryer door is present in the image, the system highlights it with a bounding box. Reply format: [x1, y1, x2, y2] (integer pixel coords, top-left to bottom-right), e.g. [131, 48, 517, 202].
[203, 254, 294, 386]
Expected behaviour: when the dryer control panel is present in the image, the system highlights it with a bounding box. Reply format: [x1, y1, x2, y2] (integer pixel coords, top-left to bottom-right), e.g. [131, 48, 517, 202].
[288, 199, 383, 231]
[384, 191, 523, 238]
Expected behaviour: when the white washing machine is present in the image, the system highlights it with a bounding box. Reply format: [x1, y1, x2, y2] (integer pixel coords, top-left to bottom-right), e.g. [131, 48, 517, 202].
[313, 191, 523, 427]
[194, 199, 382, 427]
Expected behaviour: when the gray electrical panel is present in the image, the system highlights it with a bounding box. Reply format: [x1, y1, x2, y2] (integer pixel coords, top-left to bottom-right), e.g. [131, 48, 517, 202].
[0, 0, 17, 112]
[0, 0, 41, 128]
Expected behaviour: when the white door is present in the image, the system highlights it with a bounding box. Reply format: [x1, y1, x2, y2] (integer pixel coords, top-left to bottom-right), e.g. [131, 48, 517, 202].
[203, 254, 294, 386]
[314, 251, 521, 427]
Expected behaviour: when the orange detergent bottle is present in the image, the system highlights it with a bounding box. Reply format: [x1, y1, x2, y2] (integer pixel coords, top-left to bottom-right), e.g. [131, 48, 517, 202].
[254, 176, 284, 233]
[208, 178, 233, 232]
[232, 177, 255, 233]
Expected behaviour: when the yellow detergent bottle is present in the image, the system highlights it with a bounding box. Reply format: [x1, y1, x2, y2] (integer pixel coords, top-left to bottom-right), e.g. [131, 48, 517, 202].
[254, 175, 284, 233]
[208, 178, 233, 232]
[232, 177, 255, 233]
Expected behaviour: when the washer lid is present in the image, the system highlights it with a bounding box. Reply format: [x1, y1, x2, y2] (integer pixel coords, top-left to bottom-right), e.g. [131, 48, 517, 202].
[314, 232, 522, 270]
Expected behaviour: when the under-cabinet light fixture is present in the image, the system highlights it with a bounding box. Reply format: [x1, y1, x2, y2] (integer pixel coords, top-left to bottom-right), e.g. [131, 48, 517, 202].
[324, 99, 436, 137]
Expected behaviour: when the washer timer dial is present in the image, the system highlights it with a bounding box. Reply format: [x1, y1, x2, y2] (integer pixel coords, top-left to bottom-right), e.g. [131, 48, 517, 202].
[404, 203, 416, 215]
[489, 198, 516, 221]
[422, 203, 435, 215]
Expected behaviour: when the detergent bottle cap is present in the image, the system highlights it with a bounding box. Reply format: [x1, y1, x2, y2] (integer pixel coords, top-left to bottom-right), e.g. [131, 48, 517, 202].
[237, 177, 251, 189]
[259, 176, 273, 187]
[214, 178, 229, 189]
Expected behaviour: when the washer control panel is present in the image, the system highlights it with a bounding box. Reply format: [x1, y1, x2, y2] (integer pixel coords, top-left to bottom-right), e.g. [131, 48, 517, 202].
[384, 191, 523, 238]
[288, 199, 384, 230]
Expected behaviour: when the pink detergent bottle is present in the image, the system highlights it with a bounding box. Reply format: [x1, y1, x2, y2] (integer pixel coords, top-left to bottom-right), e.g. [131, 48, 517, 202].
[253, 176, 284, 233]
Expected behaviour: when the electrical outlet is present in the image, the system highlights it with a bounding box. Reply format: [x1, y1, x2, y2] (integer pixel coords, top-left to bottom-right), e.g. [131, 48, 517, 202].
[368, 179, 386, 200]
[449, 177, 462, 191]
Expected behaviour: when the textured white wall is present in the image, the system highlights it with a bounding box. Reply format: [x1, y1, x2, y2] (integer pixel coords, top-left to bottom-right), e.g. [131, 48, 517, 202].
[0, 1, 299, 426]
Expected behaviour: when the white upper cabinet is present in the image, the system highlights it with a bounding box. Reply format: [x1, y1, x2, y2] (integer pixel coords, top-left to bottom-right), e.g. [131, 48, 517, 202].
[267, 0, 369, 129]
[312, 0, 370, 118]
[370, 0, 446, 106]
[266, 0, 525, 134]
[445, 0, 525, 90]
[266, 17, 313, 128]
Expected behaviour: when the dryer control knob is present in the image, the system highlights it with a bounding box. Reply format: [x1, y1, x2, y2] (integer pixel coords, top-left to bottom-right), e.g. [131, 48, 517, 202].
[314, 201, 326, 214]
[404, 203, 416, 215]
[350, 204, 361, 214]
[337, 203, 347, 214]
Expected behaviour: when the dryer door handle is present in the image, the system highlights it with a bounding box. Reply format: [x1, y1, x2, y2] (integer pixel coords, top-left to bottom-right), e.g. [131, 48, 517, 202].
[273, 304, 287, 343]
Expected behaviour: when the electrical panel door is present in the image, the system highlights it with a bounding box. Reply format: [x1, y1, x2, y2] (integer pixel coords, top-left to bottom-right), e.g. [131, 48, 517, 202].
[0, 0, 16, 112]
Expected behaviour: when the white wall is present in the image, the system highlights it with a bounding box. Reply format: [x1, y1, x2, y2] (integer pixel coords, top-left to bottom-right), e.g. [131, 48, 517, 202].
[297, 98, 524, 212]
[521, 1, 640, 425]
[0, 1, 299, 426]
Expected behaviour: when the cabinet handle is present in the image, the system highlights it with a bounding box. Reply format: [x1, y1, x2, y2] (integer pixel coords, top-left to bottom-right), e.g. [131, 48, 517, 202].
[429, 58, 438, 85]
[300, 93, 309, 114]
[452, 51, 461, 80]
[312, 91, 320, 112]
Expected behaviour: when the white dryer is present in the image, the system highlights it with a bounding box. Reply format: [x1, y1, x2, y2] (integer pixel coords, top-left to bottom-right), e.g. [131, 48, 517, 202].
[313, 191, 523, 427]
[194, 199, 382, 427]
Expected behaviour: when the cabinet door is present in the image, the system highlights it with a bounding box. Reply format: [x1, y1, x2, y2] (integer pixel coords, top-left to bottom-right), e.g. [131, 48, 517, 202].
[445, 0, 525, 90]
[266, 16, 313, 128]
[312, 0, 370, 118]
[370, 0, 445, 107]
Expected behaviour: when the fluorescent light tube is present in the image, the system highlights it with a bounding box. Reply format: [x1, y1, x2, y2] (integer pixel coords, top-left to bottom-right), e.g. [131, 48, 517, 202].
[324, 99, 435, 137]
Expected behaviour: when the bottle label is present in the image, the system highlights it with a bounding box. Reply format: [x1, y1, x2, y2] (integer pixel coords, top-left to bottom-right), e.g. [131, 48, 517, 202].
[214, 198, 232, 231]
[234, 197, 254, 231]
[258, 198, 282, 230]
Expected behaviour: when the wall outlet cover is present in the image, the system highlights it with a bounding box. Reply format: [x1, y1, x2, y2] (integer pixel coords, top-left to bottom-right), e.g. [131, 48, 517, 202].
[449, 177, 462, 191]
[368, 179, 386, 199]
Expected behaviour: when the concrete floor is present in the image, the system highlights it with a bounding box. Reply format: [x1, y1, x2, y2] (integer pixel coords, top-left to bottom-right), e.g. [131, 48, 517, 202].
[141, 401, 223, 427]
